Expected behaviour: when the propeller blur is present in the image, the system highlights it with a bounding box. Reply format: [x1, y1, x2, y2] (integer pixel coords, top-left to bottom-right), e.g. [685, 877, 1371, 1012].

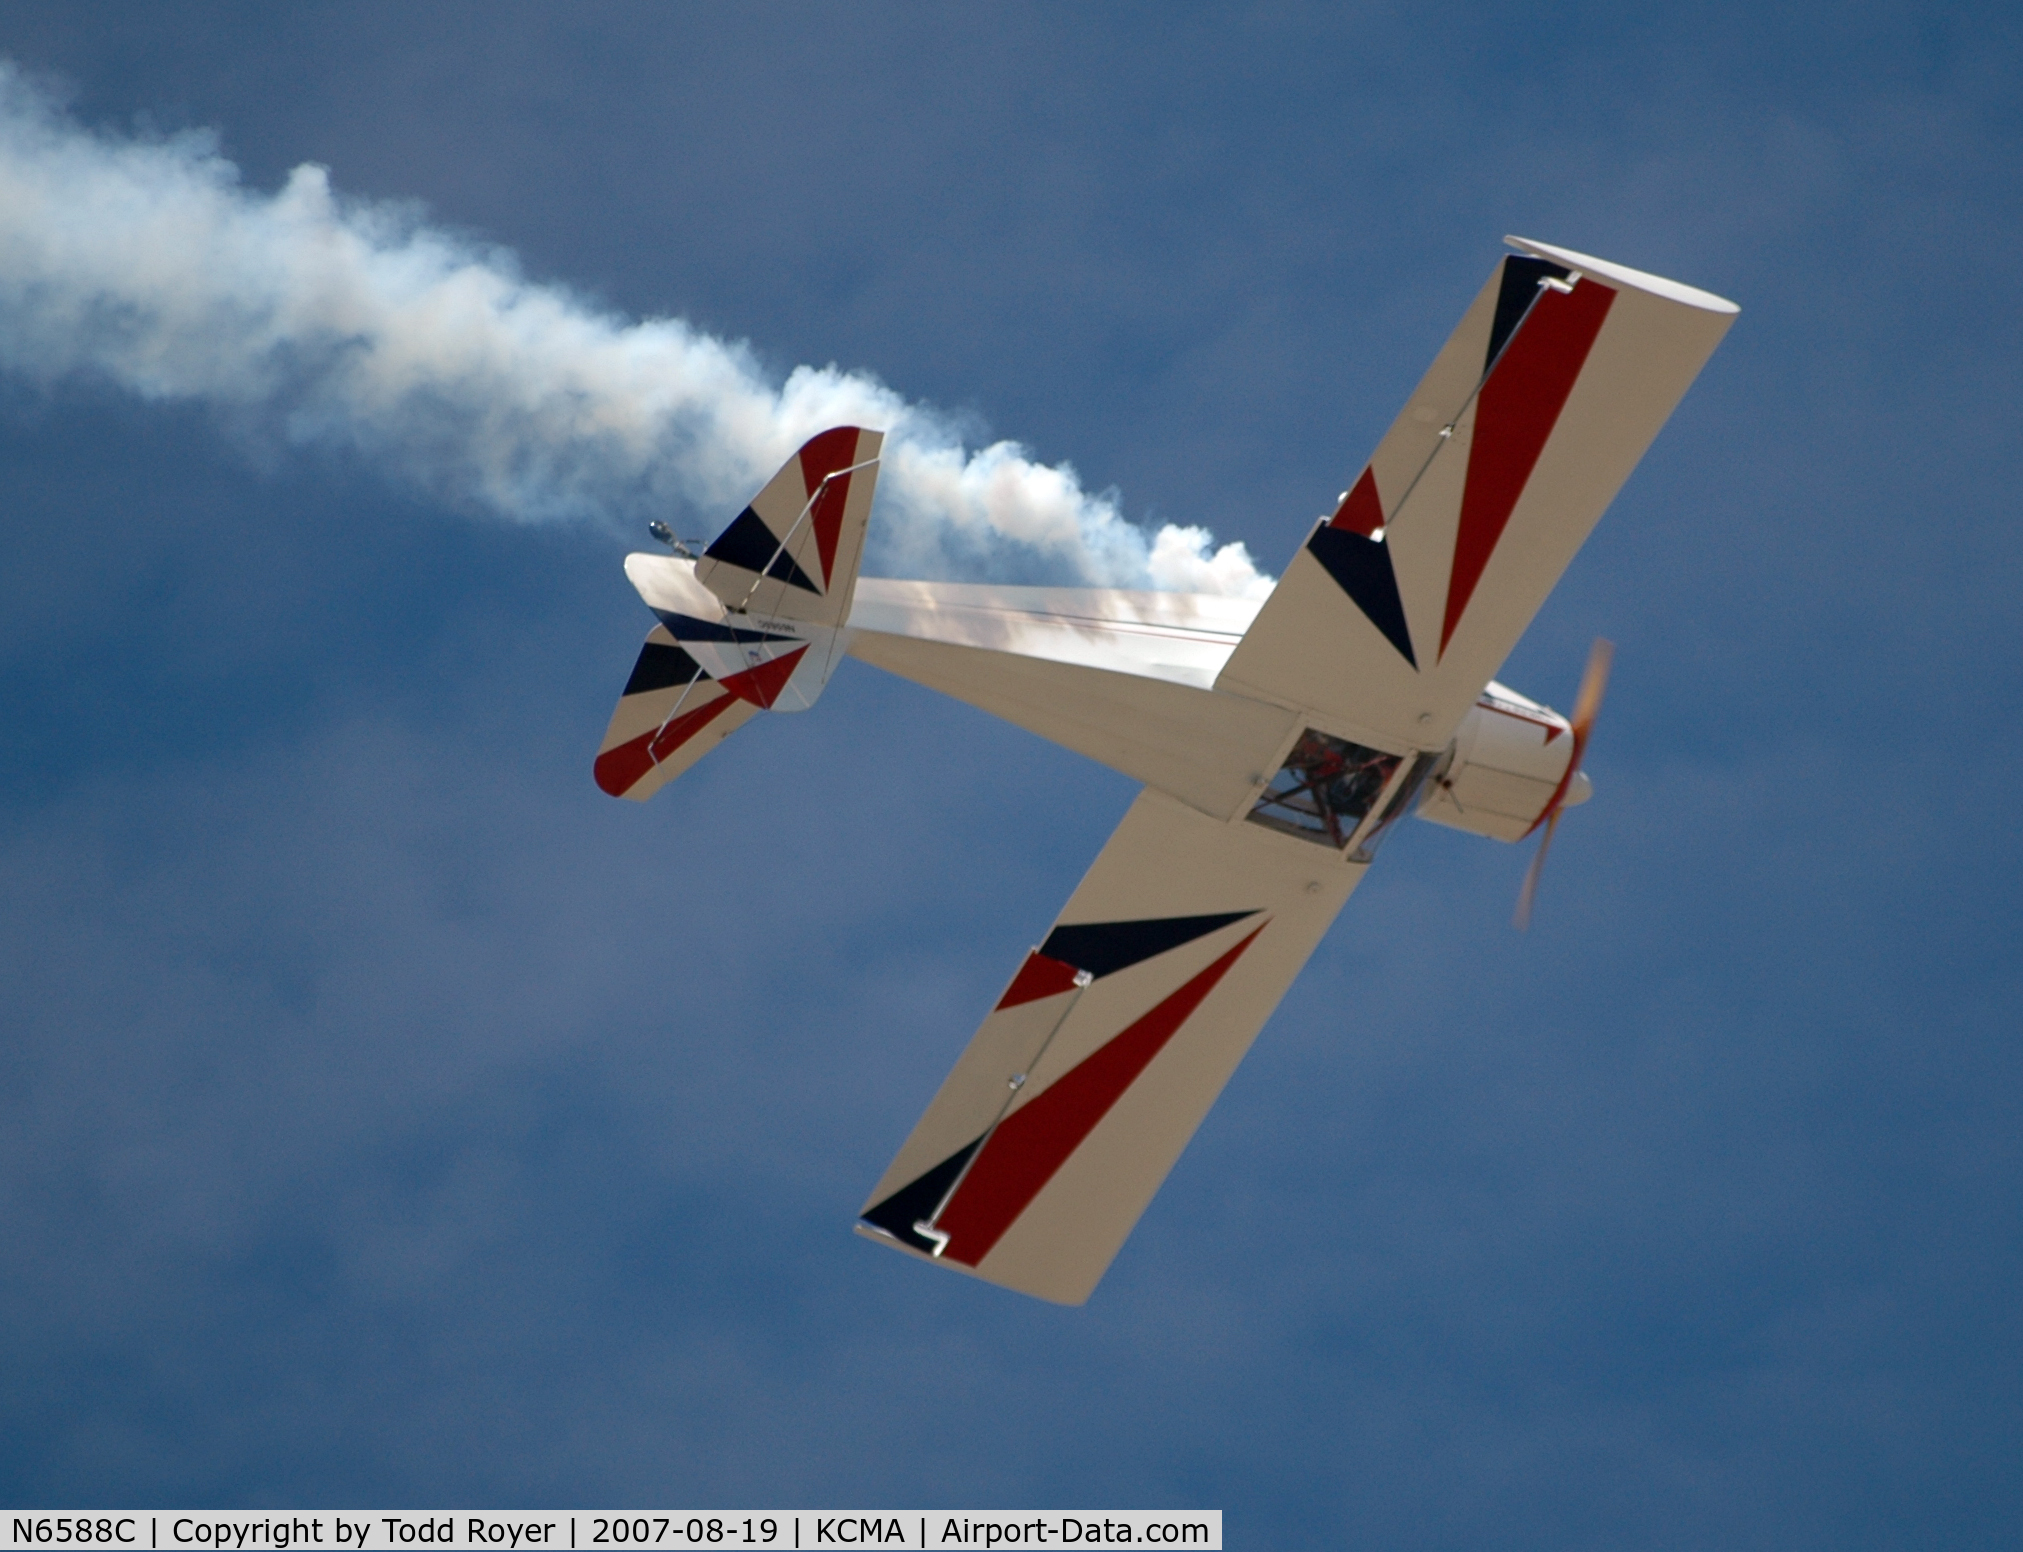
[1514, 636, 1614, 930]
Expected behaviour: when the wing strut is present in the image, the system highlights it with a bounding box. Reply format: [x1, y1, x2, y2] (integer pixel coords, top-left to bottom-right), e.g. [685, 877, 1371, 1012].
[912, 965, 1096, 1255]
[1373, 258, 1573, 544]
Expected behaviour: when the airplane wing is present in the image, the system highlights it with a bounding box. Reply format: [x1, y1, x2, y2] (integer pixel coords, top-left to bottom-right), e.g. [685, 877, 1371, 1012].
[1215, 237, 1738, 751]
[858, 787, 1369, 1304]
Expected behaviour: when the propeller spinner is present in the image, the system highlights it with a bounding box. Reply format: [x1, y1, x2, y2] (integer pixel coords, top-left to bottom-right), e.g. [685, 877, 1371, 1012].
[1513, 637, 1613, 930]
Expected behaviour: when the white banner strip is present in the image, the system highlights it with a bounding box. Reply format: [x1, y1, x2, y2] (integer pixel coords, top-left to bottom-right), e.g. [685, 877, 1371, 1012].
[2, 1516, 1221, 1551]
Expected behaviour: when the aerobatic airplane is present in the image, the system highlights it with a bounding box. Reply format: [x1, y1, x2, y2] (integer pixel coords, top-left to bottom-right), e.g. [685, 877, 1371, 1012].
[592, 238, 1736, 1304]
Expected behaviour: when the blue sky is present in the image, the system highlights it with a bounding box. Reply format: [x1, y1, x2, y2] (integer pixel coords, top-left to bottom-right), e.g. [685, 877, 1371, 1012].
[2, 4, 2020, 1545]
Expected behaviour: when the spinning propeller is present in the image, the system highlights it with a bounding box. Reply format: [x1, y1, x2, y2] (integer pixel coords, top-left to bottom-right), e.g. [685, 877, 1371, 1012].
[1514, 637, 1613, 930]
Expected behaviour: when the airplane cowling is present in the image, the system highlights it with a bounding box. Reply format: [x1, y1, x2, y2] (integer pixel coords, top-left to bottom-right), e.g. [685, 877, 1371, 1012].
[1415, 686, 1584, 843]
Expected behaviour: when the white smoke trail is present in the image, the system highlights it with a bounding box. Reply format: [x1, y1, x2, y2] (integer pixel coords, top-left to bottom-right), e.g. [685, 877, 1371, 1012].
[0, 64, 1272, 596]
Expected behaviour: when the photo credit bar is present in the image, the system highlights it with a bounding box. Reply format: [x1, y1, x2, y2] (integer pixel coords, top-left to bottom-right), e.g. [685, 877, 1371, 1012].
[2, 1515, 1221, 1551]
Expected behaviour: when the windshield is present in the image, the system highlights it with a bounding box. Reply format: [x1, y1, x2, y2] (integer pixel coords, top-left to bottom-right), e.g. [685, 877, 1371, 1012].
[1246, 730, 1401, 850]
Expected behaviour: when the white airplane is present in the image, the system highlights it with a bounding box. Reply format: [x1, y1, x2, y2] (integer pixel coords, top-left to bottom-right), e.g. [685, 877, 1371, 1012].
[593, 238, 1736, 1304]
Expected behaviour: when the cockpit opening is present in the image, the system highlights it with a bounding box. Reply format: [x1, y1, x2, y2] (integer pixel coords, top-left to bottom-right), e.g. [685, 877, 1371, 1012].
[1246, 729, 1401, 850]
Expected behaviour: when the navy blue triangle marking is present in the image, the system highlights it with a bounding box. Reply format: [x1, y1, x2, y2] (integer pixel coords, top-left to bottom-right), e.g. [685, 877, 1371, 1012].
[1040, 911, 1259, 980]
[1487, 255, 1572, 373]
[861, 1138, 980, 1253]
[703, 506, 822, 594]
[1307, 525, 1417, 668]
[622, 640, 705, 695]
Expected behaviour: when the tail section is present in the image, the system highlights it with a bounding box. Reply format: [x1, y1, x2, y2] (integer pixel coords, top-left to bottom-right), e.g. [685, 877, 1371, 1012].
[694, 427, 884, 627]
[593, 428, 883, 801]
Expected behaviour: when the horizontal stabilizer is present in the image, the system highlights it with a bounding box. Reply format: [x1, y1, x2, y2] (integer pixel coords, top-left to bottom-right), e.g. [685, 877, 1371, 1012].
[594, 548, 849, 801]
[593, 625, 760, 801]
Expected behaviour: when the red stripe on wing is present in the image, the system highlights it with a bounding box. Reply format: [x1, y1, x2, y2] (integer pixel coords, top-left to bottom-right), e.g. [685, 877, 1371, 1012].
[1439, 280, 1614, 659]
[939, 923, 1267, 1267]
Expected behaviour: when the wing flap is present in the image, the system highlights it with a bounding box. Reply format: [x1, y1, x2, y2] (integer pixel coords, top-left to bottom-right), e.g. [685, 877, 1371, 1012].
[859, 788, 1367, 1304]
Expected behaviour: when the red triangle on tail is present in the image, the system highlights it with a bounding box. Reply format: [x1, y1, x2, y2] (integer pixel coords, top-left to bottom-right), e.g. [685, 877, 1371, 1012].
[718, 645, 809, 709]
